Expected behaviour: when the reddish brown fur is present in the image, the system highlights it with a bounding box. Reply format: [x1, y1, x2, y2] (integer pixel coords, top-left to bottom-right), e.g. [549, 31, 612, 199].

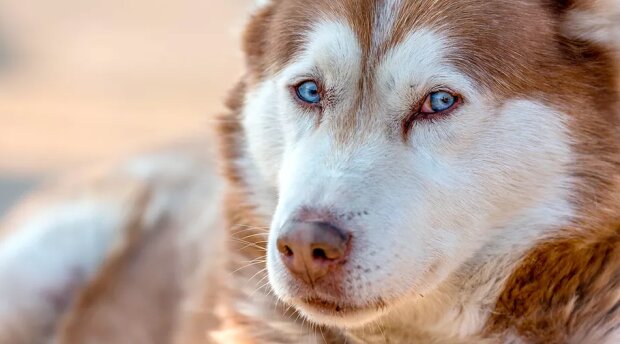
[487, 222, 620, 343]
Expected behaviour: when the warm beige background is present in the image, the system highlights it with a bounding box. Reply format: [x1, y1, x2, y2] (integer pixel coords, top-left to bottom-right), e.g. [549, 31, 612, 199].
[0, 0, 253, 214]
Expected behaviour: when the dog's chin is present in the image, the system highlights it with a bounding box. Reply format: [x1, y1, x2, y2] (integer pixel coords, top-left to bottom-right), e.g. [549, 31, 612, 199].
[287, 296, 388, 328]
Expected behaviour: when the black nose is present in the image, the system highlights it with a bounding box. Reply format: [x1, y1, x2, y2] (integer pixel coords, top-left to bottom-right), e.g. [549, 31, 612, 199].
[276, 221, 350, 285]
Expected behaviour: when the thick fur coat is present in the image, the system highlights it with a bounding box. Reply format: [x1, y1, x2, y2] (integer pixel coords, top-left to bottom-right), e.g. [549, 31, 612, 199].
[1, 1, 619, 343]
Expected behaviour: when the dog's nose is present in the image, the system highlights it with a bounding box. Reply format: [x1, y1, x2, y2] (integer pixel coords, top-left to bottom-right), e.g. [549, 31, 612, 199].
[276, 221, 350, 284]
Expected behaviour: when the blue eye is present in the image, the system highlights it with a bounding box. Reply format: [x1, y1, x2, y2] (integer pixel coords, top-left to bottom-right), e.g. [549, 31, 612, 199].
[427, 91, 457, 113]
[296, 81, 321, 104]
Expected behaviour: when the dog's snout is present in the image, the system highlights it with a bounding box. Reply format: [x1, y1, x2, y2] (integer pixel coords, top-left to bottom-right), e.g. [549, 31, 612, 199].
[276, 221, 350, 284]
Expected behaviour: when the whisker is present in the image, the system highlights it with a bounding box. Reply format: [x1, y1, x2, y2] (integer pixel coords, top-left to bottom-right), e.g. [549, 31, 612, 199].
[238, 232, 269, 240]
[229, 260, 266, 275]
[237, 257, 267, 264]
[301, 315, 309, 334]
[252, 272, 270, 288]
[319, 325, 328, 344]
[247, 267, 268, 282]
[231, 223, 270, 231]
[249, 280, 272, 298]
[231, 238, 269, 246]
[230, 238, 267, 251]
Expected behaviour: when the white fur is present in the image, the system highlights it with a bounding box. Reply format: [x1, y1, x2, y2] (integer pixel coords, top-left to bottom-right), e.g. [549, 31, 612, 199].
[241, 20, 363, 220]
[371, 0, 404, 54]
[241, 18, 576, 340]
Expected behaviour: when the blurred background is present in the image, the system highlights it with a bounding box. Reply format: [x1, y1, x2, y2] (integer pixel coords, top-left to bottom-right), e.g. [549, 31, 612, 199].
[0, 0, 253, 218]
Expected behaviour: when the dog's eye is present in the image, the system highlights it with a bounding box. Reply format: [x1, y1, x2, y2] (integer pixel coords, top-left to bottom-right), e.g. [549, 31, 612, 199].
[420, 91, 459, 114]
[295, 81, 321, 104]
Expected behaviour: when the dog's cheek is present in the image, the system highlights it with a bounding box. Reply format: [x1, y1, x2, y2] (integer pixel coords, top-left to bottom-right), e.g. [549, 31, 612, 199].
[389, 98, 575, 282]
[241, 80, 286, 189]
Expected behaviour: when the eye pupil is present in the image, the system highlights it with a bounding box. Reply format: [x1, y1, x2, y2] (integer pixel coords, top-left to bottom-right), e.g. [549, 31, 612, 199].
[430, 91, 456, 112]
[296, 81, 321, 104]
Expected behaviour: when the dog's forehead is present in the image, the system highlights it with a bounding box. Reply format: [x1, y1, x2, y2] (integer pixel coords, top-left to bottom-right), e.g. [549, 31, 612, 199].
[261, 0, 557, 93]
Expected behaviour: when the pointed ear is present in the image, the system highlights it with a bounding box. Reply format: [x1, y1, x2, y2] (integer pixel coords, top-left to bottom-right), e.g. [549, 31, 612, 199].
[561, 0, 620, 51]
[242, 1, 277, 81]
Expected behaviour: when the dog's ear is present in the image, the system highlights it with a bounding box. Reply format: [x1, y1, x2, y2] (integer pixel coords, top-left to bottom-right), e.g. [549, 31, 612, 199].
[556, 0, 620, 51]
[551, 0, 620, 97]
[242, 1, 278, 82]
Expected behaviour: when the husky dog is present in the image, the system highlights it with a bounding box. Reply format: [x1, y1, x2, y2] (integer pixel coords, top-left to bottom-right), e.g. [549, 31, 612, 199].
[1, 1, 619, 343]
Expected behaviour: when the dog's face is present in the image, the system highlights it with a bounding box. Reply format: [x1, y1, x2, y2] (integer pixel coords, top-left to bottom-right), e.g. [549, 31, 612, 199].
[235, 0, 616, 328]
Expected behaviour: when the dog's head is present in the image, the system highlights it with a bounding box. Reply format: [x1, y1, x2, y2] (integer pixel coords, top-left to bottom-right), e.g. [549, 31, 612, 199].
[228, 0, 619, 328]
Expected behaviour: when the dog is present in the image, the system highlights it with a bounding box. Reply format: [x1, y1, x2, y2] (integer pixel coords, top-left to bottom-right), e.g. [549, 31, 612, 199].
[1, 0, 619, 343]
